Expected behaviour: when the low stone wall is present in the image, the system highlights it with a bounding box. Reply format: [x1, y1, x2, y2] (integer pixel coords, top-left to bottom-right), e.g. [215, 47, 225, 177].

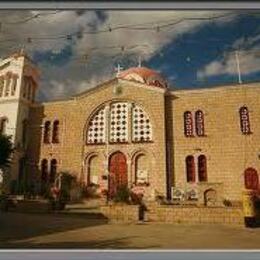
[100, 204, 140, 223]
[146, 205, 244, 226]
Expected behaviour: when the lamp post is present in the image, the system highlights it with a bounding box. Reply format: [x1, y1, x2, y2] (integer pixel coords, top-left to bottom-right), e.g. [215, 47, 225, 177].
[105, 105, 110, 202]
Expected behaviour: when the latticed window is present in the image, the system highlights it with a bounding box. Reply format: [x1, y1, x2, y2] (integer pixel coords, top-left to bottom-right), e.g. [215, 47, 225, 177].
[195, 110, 205, 136]
[110, 102, 128, 143]
[198, 155, 207, 182]
[184, 111, 193, 137]
[86, 102, 152, 144]
[43, 121, 51, 144]
[87, 106, 106, 144]
[186, 155, 195, 183]
[52, 120, 60, 143]
[132, 104, 152, 142]
[239, 106, 251, 134]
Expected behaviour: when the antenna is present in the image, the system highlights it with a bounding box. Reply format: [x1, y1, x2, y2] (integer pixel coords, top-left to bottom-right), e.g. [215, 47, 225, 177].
[235, 50, 242, 84]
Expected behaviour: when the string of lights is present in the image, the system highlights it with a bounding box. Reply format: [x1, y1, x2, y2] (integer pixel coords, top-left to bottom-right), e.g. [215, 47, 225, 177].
[0, 11, 247, 45]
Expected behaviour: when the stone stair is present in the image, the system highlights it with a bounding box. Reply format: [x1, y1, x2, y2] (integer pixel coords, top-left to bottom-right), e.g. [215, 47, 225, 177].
[143, 201, 159, 222]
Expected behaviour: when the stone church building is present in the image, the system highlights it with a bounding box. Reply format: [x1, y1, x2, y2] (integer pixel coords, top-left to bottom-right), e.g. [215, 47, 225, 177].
[0, 51, 260, 205]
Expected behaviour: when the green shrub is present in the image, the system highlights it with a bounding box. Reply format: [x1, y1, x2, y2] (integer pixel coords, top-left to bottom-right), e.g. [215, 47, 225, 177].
[113, 185, 130, 203]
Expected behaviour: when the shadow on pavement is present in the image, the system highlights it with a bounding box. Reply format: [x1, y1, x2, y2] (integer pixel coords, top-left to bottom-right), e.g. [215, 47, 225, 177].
[1, 236, 159, 249]
[0, 211, 109, 248]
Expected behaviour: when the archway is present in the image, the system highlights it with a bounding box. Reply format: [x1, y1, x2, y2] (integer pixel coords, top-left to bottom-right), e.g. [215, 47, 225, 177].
[108, 151, 128, 199]
[86, 154, 101, 186]
[134, 153, 149, 185]
[244, 168, 259, 190]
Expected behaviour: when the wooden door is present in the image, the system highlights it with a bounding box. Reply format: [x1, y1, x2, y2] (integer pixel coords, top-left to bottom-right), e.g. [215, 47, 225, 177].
[109, 152, 128, 199]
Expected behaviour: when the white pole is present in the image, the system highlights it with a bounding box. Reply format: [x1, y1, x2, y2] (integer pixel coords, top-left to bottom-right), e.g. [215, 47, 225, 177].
[235, 50, 242, 84]
[106, 105, 109, 175]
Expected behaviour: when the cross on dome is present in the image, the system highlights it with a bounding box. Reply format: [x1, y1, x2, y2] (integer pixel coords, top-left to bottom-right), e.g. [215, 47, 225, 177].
[115, 64, 124, 77]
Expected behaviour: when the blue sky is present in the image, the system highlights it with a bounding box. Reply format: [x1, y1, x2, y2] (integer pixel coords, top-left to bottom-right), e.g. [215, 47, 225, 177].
[0, 11, 260, 100]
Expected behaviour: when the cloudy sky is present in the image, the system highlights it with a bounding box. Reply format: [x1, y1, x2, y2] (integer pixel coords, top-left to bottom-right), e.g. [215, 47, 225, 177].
[0, 10, 260, 101]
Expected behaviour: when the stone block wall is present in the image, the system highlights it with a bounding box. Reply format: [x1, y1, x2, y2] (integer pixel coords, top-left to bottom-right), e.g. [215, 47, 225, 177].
[100, 204, 140, 223]
[146, 205, 244, 226]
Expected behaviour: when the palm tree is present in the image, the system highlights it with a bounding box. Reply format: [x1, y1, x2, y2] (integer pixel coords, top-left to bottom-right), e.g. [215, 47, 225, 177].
[0, 134, 14, 171]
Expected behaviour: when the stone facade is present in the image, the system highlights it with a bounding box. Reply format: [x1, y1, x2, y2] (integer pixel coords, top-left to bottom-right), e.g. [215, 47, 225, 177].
[1, 52, 260, 205]
[171, 84, 260, 204]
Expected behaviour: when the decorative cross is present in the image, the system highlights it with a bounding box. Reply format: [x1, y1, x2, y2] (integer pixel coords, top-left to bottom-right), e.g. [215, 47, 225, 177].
[138, 56, 142, 67]
[115, 63, 124, 77]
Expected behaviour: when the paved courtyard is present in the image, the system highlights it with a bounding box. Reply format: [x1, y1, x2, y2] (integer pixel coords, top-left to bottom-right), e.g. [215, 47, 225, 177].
[1, 212, 260, 249]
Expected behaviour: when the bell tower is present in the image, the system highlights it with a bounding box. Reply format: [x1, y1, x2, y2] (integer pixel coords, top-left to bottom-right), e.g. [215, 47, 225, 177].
[0, 49, 40, 189]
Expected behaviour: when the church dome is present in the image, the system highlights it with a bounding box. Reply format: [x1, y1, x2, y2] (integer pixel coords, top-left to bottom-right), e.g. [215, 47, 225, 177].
[118, 67, 168, 89]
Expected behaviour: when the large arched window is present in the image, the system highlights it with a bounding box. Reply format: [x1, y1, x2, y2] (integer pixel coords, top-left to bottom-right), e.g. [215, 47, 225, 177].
[52, 120, 60, 143]
[186, 155, 195, 183]
[184, 111, 193, 137]
[244, 168, 259, 190]
[239, 106, 251, 134]
[43, 121, 51, 144]
[198, 155, 207, 182]
[195, 110, 205, 136]
[50, 159, 57, 183]
[86, 102, 152, 144]
[0, 117, 8, 135]
[41, 159, 48, 182]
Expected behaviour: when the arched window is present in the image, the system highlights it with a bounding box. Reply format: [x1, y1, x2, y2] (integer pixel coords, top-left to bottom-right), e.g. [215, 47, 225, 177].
[0, 117, 8, 135]
[244, 168, 259, 190]
[22, 119, 28, 147]
[132, 104, 152, 142]
[135, 154, 149, 185]
[239, 106, 251, 134]
[52, 120, 60, 143]
[198, 155, 207, 182]
[41, 159, 48, 183]
[0, 77, 4, 97]
[43, 121, 51, 144]
[195, 110, 205, 136]
[4, 73, 11, 97]
[50, 159, 57, 183]
[184, 111, 193, 137]
[86, 102, 153, 144]
[11, 75, 18, 96]
[186, 155, 195, 183]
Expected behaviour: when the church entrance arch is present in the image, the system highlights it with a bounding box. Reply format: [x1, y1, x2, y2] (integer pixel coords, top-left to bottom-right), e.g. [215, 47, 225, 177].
[108, 151, 128, 199]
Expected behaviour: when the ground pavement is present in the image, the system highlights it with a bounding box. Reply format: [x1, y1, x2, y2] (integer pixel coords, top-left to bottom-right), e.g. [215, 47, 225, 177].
[1, 212, 260, 249]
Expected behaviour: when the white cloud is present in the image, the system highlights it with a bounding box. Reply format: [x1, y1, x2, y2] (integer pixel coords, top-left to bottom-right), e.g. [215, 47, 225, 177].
[0, 10, 236, 100]
[197, 34, 260, 79]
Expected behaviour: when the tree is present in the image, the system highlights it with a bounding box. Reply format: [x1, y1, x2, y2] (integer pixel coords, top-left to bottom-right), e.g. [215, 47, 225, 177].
[0, 134, 14, 171]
